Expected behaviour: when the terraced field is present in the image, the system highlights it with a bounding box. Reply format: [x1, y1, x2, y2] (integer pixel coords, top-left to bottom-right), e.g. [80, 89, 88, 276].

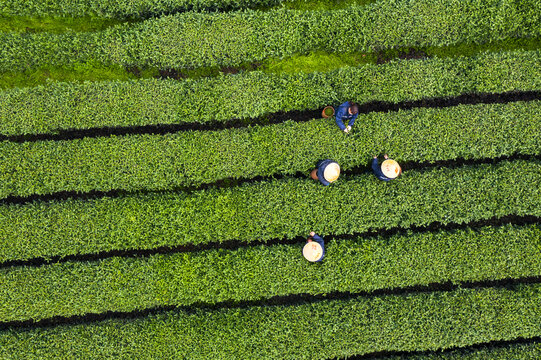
[0, 0, 540, 358]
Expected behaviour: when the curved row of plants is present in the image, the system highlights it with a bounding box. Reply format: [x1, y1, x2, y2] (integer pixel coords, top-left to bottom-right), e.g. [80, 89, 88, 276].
[1, 283, 541, 359]
[0, 50, 539, 135]
[0, 223, 539, 323]
[1, 159, 540, 262]
[384, 342, 541, 360]
[0, 0, 282, 19]
[1, 100, 539, 198]
[1, 0, 539, 71]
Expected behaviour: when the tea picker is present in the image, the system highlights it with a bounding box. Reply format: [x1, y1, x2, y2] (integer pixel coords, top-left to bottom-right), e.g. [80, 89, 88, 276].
[310, 159, 340, 186]
[372, 154, 402, 181]
[322, 101, 359, 133]
[303, 231, 325, 262]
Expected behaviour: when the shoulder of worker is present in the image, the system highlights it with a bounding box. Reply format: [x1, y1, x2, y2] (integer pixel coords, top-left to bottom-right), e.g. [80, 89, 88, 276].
[312, 234, 324, 244]
[317, 159, 334, 170]
[336, 102, 349, 113]
[318, 175, 331, 186]
[372, 158, 391, 181]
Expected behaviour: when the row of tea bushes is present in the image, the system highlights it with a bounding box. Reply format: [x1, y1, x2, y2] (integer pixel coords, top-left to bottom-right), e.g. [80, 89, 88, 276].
[384, 342, 541, 360]
[0, 100, 539, 198]
[1, 283, 540, 359]
[0, 50, 539, 135]
[0, 223, 539, 322]
[1, 0, 539, 71]
[0, 0, 282, 19]
[1, 159, 540, 262]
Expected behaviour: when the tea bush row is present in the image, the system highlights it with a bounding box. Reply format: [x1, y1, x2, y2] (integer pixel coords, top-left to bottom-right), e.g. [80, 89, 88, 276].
[0, 0, 282, 19]
[1, 283, 540, 359]
[385, 342, 541, 360]
[1, 0, 539, 71]
[1, 223, 539, 322]
[1, 159, 540, 262]
[1, 100, 539, 199]
[1, 50, 539, 135]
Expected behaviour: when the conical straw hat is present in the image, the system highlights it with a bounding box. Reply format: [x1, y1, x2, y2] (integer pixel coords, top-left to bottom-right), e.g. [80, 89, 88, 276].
[303, 241, 323, 262]
[323, 162, 340, 182]
[381, 159, 401, 179]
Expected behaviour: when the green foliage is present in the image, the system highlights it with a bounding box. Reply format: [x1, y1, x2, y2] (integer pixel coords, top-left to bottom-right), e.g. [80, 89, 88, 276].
[2, 283, 541, 359]
[1, 50, 539, 135]
[0, 0, 283, 19]
[263, 50, 374, 73]
[423, 37, 541, 59]
[385, 342, 541, 360]
[280, 0, 374, 10]
[0, 159, 540, 262]
[0, 101, 539, 198]
[0, 223, 539, 322]
[1, 0, 539, 71]
[0, 60, 161, 89]
[0, 15, 127, 33]
[1, 37, 538, 90]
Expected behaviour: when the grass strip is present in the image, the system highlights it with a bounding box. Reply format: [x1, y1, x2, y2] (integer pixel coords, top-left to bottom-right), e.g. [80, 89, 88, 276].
[1, 283, 541, 359]
[1, 49, 538, 135]
[0, 223, 539, 322]
[1, 101, 539, 198]
[0, 15, 128, 33]
[1, 159, 540, 262]
[0, 60, 160, 90]
[1, 0, 539, 72]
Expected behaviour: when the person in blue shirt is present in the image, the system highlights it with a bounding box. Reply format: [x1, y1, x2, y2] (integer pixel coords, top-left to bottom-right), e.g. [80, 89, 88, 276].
[372, 154, 402, 181]
[303, 231, 325, 262]
[334, 101, 359, 133]
[310, 159, 340, 186]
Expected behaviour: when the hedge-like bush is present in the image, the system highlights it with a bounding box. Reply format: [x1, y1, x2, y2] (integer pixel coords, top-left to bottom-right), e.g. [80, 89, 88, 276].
[0, 50, 539, 135]
[1, 159, 540, 262]
[386, 343, 541, 360]
[0, 0, 282, 19]
[0, 223, 539, 322]
[1, 0, 539, 71]
[1, 101, 539, 198]
[1, 283, 541, 359]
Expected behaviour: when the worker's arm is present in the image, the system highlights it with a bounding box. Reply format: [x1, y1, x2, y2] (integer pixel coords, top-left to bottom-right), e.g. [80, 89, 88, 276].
[316, 160, 332, 186]
[312, 234, 324, 248]
[312, 234, 325, 262]
[334, 103, 348, 131]
[348, 113, 358, 127]
[317, 170, 330, 186]
[372, 158, 391, 181]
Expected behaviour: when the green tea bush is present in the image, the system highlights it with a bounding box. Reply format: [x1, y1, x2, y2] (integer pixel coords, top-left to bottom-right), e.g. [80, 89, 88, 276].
[1, 0, 539, 71]
[0, 223, 539, 322]
[1, 101, 539, 198]
[1, 283, 541, 359]
[0, 0, 283, 19]
[1, 159, 540, 262]
[386, 342, 541, 360]
[0, 50, 539, 135]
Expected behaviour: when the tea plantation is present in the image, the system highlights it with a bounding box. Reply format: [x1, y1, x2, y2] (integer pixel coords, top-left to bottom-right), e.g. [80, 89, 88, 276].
[0, 0, 540, 358]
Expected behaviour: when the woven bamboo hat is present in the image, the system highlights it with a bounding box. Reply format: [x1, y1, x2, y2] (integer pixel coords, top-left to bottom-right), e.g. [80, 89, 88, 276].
[303, 241, 323, 262]
[323, 162, 340, 182]
[381, 159, 401, 179]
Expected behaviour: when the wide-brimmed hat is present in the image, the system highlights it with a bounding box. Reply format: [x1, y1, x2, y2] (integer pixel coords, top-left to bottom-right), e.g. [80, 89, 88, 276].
[381, 159, 401, 179]
[303, 241, 323, 262]
[323, 162, 340, 182]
